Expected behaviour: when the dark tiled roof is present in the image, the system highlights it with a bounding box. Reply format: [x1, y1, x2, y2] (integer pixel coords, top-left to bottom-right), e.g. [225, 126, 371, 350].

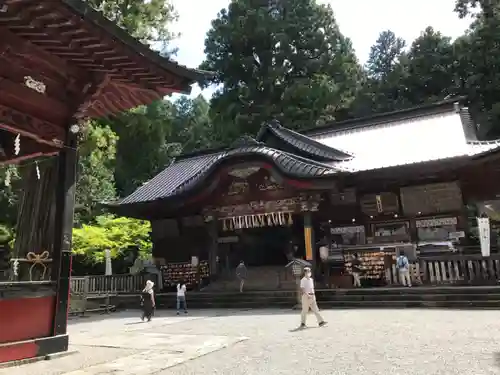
[120, 145, 339, 205]
[120, 153, 220, 205]
[259, 121, 352, 161]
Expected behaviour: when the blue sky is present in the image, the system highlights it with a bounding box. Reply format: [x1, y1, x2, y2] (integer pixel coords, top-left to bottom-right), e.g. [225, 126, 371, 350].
[169, 0, 473, 99]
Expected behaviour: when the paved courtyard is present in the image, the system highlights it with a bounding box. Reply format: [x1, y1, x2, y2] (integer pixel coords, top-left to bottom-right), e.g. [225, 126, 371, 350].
[2, 308, 500, 374]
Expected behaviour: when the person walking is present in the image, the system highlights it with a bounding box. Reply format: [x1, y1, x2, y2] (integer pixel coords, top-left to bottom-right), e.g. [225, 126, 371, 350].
[176, 280, 188, 315]
[351, 253, 362, 288]
[397, 251, 412, 287]
[140, 280, 155, 322]
[236, 260, 247, 293]
[299, 267, 327, 329]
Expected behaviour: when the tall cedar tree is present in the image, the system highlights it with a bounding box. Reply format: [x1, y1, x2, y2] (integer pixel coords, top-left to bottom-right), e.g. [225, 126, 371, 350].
[85, 0, 178, 50]
[200, 0, 362, 143]
[404, 27, 457, 105]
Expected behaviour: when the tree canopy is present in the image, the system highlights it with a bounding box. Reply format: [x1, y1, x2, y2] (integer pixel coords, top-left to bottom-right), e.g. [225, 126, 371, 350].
[5, 0, 500, 268]
[84, 0, 178, 51]
[200, 0, 362, 143]
[72, 215, 151, 264]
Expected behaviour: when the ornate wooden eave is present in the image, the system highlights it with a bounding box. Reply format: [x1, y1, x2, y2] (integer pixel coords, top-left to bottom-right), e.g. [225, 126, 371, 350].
[0, 0, 209, 163]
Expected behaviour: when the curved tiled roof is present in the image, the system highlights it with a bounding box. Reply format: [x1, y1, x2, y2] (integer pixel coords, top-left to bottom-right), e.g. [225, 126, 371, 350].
[120, 144, 340, 205]
[258, 121, 352, 162]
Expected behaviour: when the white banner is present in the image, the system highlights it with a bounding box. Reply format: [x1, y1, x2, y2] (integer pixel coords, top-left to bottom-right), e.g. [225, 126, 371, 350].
[477, 217, 490, 257]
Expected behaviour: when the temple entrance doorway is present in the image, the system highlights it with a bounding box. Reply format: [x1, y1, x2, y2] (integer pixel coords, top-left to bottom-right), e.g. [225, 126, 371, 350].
[214, 213, 306, 291]
[238, 226, 291, 267]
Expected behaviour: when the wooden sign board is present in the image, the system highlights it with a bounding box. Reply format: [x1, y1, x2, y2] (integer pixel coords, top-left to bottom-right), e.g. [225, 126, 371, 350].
[401, 182, 462, 215]
[359, 192, 399, 216]
[330, 188, 357, 206]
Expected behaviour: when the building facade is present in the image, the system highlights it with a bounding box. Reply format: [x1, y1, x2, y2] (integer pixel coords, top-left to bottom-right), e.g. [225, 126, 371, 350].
[113, 98, 500, 291]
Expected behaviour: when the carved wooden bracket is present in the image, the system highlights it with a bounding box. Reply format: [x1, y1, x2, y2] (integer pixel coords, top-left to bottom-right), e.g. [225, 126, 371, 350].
[0, 104, 65, 147]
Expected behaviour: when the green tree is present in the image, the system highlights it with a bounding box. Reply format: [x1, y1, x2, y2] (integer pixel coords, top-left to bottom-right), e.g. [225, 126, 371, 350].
[200, 0, 362, 142]
[72, 215, 152, 264]
[452, 0, 500, 136]
[76, 122, 118, 224]
[85, 0, 178, 50]
[112, 96, 217, 196]
[170, 95, 217, 152]
[351, 30, 409, 116]
[404, 27, 457, 105]
[112, 101, 182, 197]
[366, 30, 406, 81]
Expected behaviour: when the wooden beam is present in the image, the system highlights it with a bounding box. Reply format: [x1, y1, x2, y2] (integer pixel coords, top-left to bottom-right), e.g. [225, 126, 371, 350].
[0, 56, 75, 103]
[52, 2, 187, 91]
[17, 2, 161, 91]
[0, 76, 69, 124]
[0, 26, 87, 84]
[0, 103, 64, 147]
[0, 129, 58, 164]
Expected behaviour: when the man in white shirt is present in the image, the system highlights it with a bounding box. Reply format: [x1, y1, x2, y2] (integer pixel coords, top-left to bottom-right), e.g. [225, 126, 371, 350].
[299, 267, 326, 328]
[176, 281, 188, 315]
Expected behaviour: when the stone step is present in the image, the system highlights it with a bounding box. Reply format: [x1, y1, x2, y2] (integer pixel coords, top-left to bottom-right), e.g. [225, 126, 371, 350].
[109, 286, 500, 310]
[153, 299, 500, 310]
[155, 292, 500, 303]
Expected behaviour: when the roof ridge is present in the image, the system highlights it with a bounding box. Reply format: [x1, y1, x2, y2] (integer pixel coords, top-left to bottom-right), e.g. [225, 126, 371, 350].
[304, 96, 467, 137]
[261, 120, 352, 161]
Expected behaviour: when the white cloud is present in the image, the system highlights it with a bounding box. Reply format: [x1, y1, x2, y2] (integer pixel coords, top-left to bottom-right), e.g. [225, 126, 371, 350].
[169, 0, 473, 100]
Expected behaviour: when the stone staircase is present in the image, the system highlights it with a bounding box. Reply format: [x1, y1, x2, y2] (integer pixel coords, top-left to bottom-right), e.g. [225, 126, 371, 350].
[113, 285, 500, 310]
[201, 266, 297, 292]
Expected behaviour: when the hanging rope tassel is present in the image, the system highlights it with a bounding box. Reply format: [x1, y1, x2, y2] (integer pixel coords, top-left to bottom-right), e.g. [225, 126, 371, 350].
[222, 219, 228, 232]
[288, 212, 293, 226]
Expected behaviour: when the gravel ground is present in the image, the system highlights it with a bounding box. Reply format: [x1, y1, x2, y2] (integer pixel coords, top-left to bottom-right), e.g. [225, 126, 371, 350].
[3, 308, 500, 375]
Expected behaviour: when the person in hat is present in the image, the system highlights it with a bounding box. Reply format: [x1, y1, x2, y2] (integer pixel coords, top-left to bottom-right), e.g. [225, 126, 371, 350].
[299, 266, 327, 328]
[140, 279, 155, 322]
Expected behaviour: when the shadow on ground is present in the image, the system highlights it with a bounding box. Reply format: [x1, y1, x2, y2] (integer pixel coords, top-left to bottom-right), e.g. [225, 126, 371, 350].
[494, 352, 500, 368]
[69, 308, 301, 326]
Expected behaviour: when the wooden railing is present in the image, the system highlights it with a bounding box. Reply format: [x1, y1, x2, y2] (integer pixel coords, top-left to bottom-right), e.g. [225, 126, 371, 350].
[70, 273, 157, 295]
[386, 254, 500, 286]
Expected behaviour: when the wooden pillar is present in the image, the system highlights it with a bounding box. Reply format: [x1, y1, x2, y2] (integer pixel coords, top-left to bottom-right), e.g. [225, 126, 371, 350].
[207, 218, 218, 277]
[303, 211, 315, 270]
[51, 129, 78, 336]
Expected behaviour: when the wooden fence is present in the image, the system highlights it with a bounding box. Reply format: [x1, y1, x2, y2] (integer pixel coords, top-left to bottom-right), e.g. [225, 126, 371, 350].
[386, 254, 500, 286]
[69, 273, 158, 314]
